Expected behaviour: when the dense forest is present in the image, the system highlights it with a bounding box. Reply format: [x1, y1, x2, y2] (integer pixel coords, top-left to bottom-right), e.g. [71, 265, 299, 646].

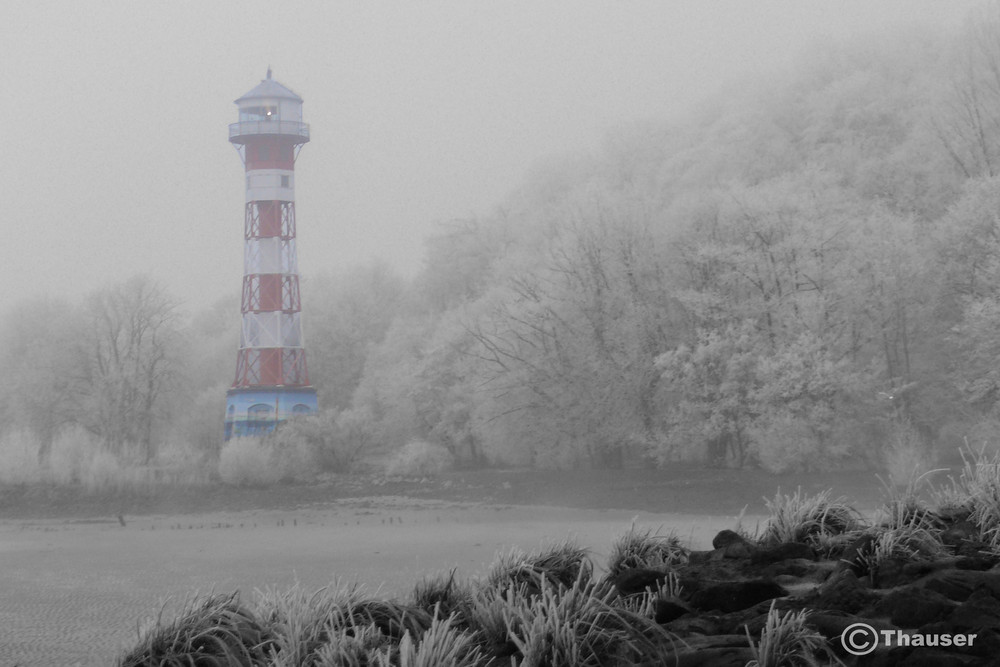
[6, 7, 1000, 482]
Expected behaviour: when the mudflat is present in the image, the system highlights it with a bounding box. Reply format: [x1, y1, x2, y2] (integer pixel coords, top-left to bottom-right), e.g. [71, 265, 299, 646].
[0, 497, 750, 666]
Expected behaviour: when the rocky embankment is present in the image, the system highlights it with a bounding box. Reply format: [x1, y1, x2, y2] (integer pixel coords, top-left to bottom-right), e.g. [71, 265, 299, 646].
[621, 522, 1000, 666]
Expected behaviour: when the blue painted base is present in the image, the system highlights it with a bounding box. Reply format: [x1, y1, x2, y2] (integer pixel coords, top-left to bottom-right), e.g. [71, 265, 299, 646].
[224, 387, 318, 441]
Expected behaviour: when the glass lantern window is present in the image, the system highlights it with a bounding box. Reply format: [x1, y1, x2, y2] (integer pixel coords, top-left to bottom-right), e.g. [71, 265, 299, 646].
[240, 105, 279, 121]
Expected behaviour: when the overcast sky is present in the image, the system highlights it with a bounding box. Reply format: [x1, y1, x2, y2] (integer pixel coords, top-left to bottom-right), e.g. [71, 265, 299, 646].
[0, 1, 975, 317]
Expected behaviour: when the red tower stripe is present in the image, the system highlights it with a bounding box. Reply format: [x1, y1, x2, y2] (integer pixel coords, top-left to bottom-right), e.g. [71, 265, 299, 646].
[257, 274, 282, 311]
[245, 138, 296, 171]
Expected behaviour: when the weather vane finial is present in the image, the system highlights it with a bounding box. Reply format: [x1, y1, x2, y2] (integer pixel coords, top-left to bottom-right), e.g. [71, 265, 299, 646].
[266, 66, 272, 80]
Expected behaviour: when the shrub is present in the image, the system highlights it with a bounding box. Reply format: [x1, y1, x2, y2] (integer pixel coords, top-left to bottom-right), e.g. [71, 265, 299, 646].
[965, 418, 1000, 458]
[0, 426, 107, 486]
[310, 623, 388, 666]
[878, 469, 946, 532]
[0, 428, 44, 484]
[44, 427, 96, 485]
[412, 570, 472, 620]
[487, 541, 592, 596]
[605, 524, 688, 578]
[376, 615, 483, 667]
[273, 410, 373, 475]
[151, 439, 215, 485]
[117, 552, 678, 666]
[117, 592, 272, 667]
[80, 449, 146, 494]
[218, 420, 327, 486]
[934, 445, 1000, 552]
[746, 601, 839, 667]
[499, 576, 673, 667]
[218, 436, 283, 486]
[386, 440, 454, 477]
[617, 572, 683, 620]
[256, 581, 435, 665]
[761, 488, 863, 546]
[0, 426, 200, 494]
[856, 526, 947, 586]
[882, 417, 935, 487]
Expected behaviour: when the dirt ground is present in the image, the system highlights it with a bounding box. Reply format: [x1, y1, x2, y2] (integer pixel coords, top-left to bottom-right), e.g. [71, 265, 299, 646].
[0, 498, 752, 666]
[0, 464, 891, 520]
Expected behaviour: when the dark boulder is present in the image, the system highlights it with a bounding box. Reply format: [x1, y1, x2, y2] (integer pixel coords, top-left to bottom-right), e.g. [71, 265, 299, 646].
[653, 597, 692, 624]
[875, 586, 955, 628]
[942, 521, 980, 549]
[662, 636, 753, 667]
[956, 556, 999, 571]
[712, 529, 749, 549]
[873, 556, 913, 588]
[891, 649, 984, 667]
[612, 567, 668, 597]
[807, 568, 878, 614]
[668, 646, 754, 667]
[921, 570, 1000, 602]
[946, 587, 1000, 630]
[752, 541, 814, 566]
[689, 579, 787, 613]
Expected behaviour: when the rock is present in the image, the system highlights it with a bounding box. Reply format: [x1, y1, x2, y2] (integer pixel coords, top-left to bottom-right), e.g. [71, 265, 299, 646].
[761, 558, 834, 586]
[734, 607, 778, 637]
[956, 539, 992, 559]
[703, 530, 758, 560]
[686, 550, 714, 564]
[653, 597, 692, 624]
[612, 568, 668, 597]
[721, 540, 756, 559]
[712, 598, 786, 635]
[676, 559, 749, 597]
[672, 634, 749, 650]
[894, 649, 983, 667]
[956, 556, 998, 571]
[807, 568, 878, 614]
[667, 646, 754, 667]
[712, 529, 749, 549]
[947, 587, 1000, 629]
[875, 586, 955, 628]
[921, 570, 1000, 602]
[663, 637, 753, 667]
[942, 521, 980, 549]
[760, 558, 814, 578]
[752, 541, 814, 565]
[917, 623, 1000, 660]
[903, 558, 958, 578]
[873, 557, 912, 588]
[689, 579, 787, 613]
[663, 614, 721, 637]
[937, 505, 973, 524]
[805, 612, 894, 642]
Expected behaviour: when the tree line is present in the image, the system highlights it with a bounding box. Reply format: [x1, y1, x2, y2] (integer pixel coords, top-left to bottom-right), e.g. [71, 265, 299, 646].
[5, 6, 1000, 474]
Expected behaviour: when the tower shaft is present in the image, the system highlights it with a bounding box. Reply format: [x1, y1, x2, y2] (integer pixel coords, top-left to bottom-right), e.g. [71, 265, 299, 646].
[224, 72, 317, 440]
[234, 136, 308, 387]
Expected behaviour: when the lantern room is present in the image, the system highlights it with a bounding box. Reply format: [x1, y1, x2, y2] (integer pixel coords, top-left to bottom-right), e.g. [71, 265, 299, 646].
[228, 68, 310, 148]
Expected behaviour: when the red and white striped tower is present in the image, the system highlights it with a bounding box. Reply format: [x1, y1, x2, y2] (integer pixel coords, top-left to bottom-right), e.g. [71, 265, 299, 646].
[224, 69, 317, 440]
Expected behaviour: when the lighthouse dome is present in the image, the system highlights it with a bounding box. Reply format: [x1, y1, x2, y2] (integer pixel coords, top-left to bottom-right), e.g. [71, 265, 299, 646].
[235, 69, 304, 104]
[230, 69, 308, 145]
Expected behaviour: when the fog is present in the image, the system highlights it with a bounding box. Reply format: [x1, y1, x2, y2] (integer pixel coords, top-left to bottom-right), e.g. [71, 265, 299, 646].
[3, 2, 995, 664]
[0, 0, 967, 315]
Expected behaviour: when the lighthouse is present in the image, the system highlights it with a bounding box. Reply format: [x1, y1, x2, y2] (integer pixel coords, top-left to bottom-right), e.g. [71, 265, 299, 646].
[224, 69, 318, 440]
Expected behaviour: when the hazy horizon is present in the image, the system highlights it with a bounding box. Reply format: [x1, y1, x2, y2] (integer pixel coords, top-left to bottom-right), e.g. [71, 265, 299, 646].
[1, 0, 974, 317]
